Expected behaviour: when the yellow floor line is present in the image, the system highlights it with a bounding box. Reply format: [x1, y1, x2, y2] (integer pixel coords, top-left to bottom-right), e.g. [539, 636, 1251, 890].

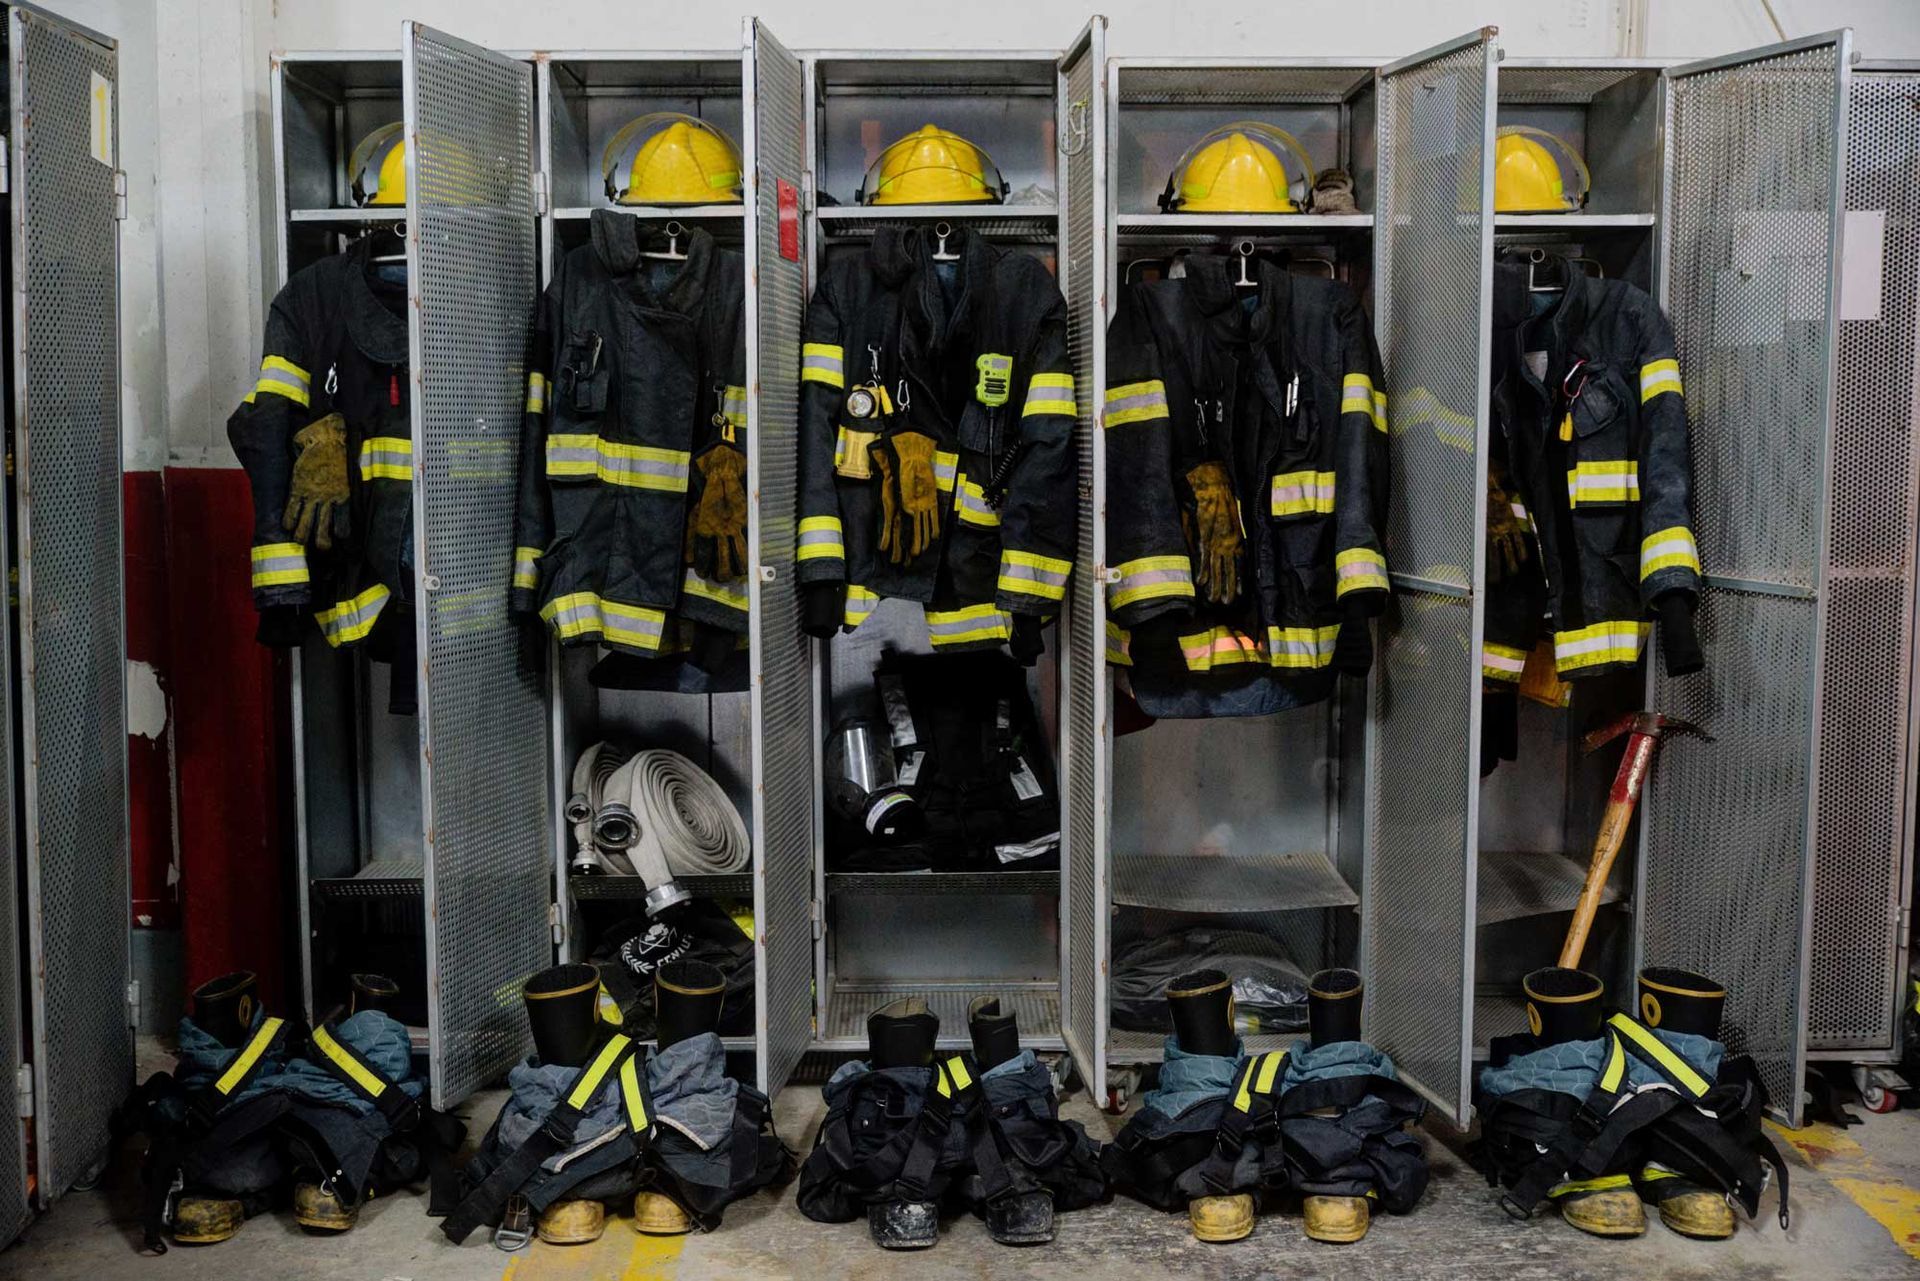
[1775, 1120, 1920, 1260]
[500, 1226, 687, 1281]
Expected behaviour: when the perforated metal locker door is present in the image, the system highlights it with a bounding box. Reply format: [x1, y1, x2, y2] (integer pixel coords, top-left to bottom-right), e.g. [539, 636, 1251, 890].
[9, 4, 129, 1209]
[1638, 31, 1853, 1125]
[743, 17, 813, 1097]
[401, 22, 548, 1106]
[1058, 15, 1109, 1104]
[1362, 28, 1497, 1127]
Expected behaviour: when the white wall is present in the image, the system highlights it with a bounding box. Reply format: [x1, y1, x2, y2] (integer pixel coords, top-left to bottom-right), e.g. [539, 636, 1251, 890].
[54, 0, 1920, 470]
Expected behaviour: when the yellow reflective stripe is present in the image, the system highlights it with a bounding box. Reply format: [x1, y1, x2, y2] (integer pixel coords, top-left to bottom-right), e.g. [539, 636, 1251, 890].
[954, 476, 1002, 528]
[311, 1023, 389, 1098]
[1268, 624, 1342, 669]
[597, 440, 692, 492]
[1551, 1171, 1635, 1198]
[512, 546, 543, 590]
[1482, 641, 1528, 682]
[1566, 461, 1640, 506]
[1253, 1049, 1286, 1096]
[722, 384, 748, 429]
[358, 435, 414, 482]
[1599, 1033, 1628, 1093]
[1109, 554, 1195, 611]
[682, 567, 749, 613]
[798, 514, 846, 561]
[1342, 373, 1386, 431]
[567, 1033, 633, 1111]
[1607, 1013, 1711, 1097]
[213, 1017, 286, 1096]
[1639, 525, 1700, 580]
[1103, 379, 1169, 428]
[1269, 470, 1336, 517]
[1231, 1057, 1259, 1113]
[540, 592, 669, 650]
[844, 583, 879, 628]
[254, 355, 311, 407]
[998, 548, 1071, 601]
[1639, 358, 1683, 403]
[933, 451, 958, 493]
[1334, 547, 1388, 596]
[1180, 626, 1265, 671]
[1553, 619, 1650, 672]
[926, 602, 1011, 647]
[619, 1053, 649, 1132]
[944, 1056, 973, 1093]
[1105, 620, 1132, 665]
[801, 343, 845, 388]
[1022, 372, 1076, 418]
[316, 585, 391, 647]
[250, 542, 309, 588]
[545, 433, 599, 477]
[526, 371, 548, 414]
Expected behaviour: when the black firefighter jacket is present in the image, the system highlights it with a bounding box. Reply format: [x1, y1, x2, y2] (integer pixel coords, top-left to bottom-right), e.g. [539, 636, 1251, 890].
[1104, 255, 1389, 716]
[796, 224, 1078, 651]
[1482, 258, 1701, 682]
[229, 236, 414, 652]
[511, 213, 748, 657]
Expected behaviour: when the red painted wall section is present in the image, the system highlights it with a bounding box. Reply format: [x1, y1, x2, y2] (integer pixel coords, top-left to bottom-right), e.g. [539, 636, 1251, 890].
[124, 470, 176, 930]
[160, 466, 288, 1008]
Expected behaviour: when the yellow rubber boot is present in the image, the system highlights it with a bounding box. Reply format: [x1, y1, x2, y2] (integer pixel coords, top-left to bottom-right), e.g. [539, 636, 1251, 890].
[633, 1191, 693, 1236]
[537, 1198, 607, 1245]
[1556, 1180, 1646, 1238]
[1302, 1194, 1370, 1243]
[1655, 1185, 1735, 1240]
[1189, 1193, 1255, 1243]
[171, 1196, 244, 1245]
[293, 1182, 359, 1232]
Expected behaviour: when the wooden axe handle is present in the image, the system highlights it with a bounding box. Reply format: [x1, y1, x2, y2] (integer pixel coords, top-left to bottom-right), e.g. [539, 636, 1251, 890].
[1558, 729, 1663, 969]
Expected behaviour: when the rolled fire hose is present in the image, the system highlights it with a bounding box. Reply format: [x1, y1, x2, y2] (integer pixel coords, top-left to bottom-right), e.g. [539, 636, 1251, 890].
[566, 741, 632, 876]
[576, 745, 751, 917]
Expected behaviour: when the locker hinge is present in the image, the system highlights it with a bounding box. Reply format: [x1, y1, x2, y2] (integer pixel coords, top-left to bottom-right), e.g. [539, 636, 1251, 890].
[758, 565, 776, 583]
[1098, 563, 1119, 584]
[0, 140, 9, 196]
[126, 979, 141, 1027]
[548, 901, 564, 946]
[802, 173, 815, 213]
[1900, 904, 1912, 934]
[533, 170, 549, 216]
[809, 898, 822, 940]
[113, 169, 128, 221]
[13, 1065, 30, 1120]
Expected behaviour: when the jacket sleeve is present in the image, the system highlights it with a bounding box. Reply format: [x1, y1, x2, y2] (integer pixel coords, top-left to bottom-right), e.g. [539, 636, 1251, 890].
[1101, 290, 1195, 632]
[993, 295, 1079, 617]
[1633, 302, 1701, 607]
[226, 283, 315, 611]
[796, 280, 848, 591]
[509, 280, 558, 617]
[1331, 292, 1391, 616]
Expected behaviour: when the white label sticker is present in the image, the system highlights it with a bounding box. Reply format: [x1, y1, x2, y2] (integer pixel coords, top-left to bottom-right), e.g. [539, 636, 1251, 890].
[88, 70, 112, 166]
[1840, 210, 1886, 323]
[1008, 756, 1043, 802]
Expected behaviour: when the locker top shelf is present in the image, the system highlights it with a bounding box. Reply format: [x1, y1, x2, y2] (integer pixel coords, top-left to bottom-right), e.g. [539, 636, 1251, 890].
[1114, 61, 1379, 106]
[810, 52, 1060, 93]
[553, 205, 746, 221]
[1494, 212, 1656, 229]
[816, 205, 1059, 240]
[1119, 212, 1374, 236]
[289, 206, 402, 224]
[1497, 59, 1671, 104]
[543, 53, 742, 90]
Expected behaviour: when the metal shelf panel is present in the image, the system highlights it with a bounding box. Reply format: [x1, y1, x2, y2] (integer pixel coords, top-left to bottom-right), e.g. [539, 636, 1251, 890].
[553, 204, 745, 221]
[1111, 852, 1357, 914]
[826, 870, 1060, 896]
[1109, 1026, 1296, 1066]
[1494, 213, 1655, 230]
[1118, 212, 1373, 234]
[1476, 848, 1618, 925]
[816, 205, 1058, 240]
[818, 983, 1062, 1052]
[311, 858, 427, 901]
[568, 872, 754, 900]
[289, 206, 399, 223]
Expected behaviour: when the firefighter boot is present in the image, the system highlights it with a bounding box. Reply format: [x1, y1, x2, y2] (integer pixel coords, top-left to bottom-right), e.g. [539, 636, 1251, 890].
[654, 959, 726, 1051]
[1169, 970, 1253, 1242]
[968, 996, 1054, 1245]
[866, 998, 941, 1249]
[171, 1196, 246, 1245]
[524, 964, 610, 1243]
[1637, 968, 1734, 1239]
[537, 1199, 607, 1245]
[293, 1181, 359, 1233]
[1554, 1177, 1646, 1238]
[174, 971, 261, 1243]
[349, 973, 399, 1015]
[1301, 968, 1371, 1242]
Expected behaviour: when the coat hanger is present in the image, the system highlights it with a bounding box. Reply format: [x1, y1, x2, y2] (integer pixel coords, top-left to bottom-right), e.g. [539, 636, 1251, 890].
[1232, 239, 1258, 290]
[641, 219, 688, 262]
[1522, 246, 1565, 294]
[371, 220, 407, 265]
[1289, 255, 1336, 280]
[931, 220, 961, 262]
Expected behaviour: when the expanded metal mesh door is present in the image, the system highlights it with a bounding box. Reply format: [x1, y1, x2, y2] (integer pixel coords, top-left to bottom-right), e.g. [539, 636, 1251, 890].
[1643, 35, 1849, 1122]
[1059, 17, 1107, 1101]
[402, 23, 547, 1106]
[1364, 31, 1494, 1125]
[1809, 69, 1919, 1055]
[744, 19, 813, 1097]
[11, 7, 128, 1204]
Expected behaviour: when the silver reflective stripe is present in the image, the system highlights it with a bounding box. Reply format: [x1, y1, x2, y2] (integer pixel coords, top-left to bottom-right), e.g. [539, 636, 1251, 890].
[1105, 388, 1167, 417]
[722, 387, 748, 419]
[257, 366, 307, 398]
[1272, 632, 1336, 661]
[1001, 560, 1068, 590]
[600, 452, 690, 487]
[251, 552, 307, 579]
[802, 351, 843, 378]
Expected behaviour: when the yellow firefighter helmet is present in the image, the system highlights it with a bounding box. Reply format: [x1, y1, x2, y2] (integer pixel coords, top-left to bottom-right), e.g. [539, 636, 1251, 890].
[1493, 127, 1590, 213]
[349, 123, 407, 207]
[603, 113, 743, 206]
[1162, 123, 1315, 214]
[860, 124, 1007, 206]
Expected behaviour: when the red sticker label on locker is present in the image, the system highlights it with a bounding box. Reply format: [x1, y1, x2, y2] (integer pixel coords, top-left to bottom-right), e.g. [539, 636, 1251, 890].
[777, 179, 800, 262]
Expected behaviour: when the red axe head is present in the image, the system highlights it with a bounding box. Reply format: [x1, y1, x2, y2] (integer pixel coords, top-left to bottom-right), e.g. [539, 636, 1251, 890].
[1581, 711, 1713, 754]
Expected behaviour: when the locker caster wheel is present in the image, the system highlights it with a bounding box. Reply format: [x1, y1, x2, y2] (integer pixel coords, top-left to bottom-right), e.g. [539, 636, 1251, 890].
[1851, 1064, 1907, 1114]
[1861, 1086, 1899, 1114]
[71, 1154, 109, 1192]
[1104, 1067, 1142, 1114]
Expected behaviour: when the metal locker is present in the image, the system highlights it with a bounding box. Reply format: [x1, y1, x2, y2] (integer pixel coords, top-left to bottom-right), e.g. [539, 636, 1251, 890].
[742, 16, 815, 1096]
[1638, 30, 1855, 1126]
[1363, 28, 1498, 1127]
[401, 20, 549, 1106]
[7, 2, 129, 1211]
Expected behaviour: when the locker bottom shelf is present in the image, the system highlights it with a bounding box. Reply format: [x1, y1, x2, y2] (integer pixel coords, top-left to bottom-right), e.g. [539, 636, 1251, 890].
[1108, 1025, 1297, 1065]
[818, 983, 1062, 1053]
[1477, 848, 1621, 925]
[1111, 851, 1357, 914]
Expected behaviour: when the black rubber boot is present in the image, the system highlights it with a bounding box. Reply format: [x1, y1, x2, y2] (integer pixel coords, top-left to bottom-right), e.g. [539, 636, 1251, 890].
[1308, 968, 1364, 1048]
[968, 996, 1021, 1071]
[866, 998, 941, 1249]
[192, 971, 260, 1048]
[523, 963, 602, 1068]
[1523, 967, 1605, 1046]
[984, 1189, 1055, 1246]
[349, 973, 399, 1015]
[1636, 967, 1725, 1037]
[655, 959, 726, 1050]
[1168, 969, 1237, 1056]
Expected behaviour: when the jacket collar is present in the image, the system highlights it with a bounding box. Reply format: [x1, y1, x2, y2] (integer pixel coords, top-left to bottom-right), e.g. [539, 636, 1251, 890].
[871, 223, 990, 349]
[1519, 252, 1596, 358]
[590, 209, 715, 314]
[1182, 252, 1293, 347]
[342, 236, 410, 365]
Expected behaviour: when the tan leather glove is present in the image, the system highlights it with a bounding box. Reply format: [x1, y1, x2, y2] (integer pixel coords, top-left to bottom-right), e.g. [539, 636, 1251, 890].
[283, 413, 349, 551]
[871, 431, 943, 564]
[686, 444, 749, 581]
[1184, 460, 1242, 605]
[1486, 460, 1530, 584]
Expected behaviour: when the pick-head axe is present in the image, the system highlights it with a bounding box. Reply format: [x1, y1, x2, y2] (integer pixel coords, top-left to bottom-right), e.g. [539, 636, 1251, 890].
[1557, 711, 1712, 969]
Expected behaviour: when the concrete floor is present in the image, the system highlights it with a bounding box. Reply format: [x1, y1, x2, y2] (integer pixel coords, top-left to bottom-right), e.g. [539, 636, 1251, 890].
[9, 1075, 1920, 1280]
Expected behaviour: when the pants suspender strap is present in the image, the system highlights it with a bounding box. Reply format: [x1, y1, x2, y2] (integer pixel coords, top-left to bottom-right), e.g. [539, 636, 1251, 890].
[308, 1022, 421, 1132]
[893, 1059, 964, 1202]
[192, 1016, 288, 1126]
